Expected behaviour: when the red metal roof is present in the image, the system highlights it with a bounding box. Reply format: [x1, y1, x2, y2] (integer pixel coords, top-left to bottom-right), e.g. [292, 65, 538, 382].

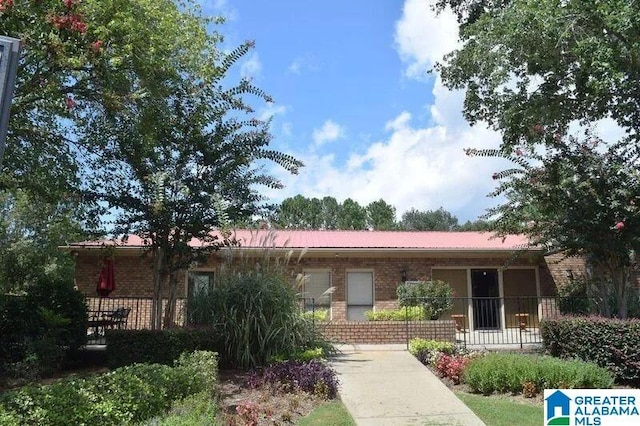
[69, 229, 532, 251]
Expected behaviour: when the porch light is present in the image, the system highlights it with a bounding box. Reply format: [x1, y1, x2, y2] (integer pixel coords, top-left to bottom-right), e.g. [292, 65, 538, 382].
[401, 269, 407, 282]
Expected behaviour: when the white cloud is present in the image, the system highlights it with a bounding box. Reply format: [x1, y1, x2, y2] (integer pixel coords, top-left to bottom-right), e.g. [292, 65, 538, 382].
[258, 104, 287, 121]
[394, 0, 459, 80]
[260, 0, 510, 222]
[312, 120, 345, 146]
[288, 54, 318, 75]
[240, 52, 262, 78]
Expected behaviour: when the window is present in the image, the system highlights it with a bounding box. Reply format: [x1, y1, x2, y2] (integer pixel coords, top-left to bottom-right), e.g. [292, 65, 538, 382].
[187, 270, 215, 299]
[303, 271, 331, 308]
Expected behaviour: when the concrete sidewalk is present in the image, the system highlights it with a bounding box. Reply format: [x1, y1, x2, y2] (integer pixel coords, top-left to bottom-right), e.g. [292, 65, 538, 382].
[330, 345, 485, 426]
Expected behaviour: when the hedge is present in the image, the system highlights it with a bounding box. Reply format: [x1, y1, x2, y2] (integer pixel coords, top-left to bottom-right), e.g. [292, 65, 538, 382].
[106, 327, 222, 369]
[540, 316, 640, 384]
[0, 351, 218, 426]
[465, 353, 613, 396]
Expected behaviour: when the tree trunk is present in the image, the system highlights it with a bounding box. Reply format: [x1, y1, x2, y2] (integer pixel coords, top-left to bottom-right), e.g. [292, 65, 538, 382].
[613, 267, 630, 319]
[163, 272, 178, 328]
[151, 246, 166, 330]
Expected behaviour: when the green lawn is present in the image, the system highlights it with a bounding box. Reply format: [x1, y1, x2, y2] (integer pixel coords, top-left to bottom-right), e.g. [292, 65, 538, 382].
[455, 392, 543, 426]
[298, 401, 355, 426]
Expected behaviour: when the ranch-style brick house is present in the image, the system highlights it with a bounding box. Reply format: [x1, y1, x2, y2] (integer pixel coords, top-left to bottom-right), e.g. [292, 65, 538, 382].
[67, 229, 583, 335]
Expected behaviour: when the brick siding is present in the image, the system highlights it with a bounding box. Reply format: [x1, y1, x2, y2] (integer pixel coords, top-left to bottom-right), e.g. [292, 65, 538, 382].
[318, 320, 456, 344]
[75, 250, 588, 323]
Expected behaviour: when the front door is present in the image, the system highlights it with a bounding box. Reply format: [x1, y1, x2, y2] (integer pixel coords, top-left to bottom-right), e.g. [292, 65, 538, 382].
[471, 269, 500, 329]
[346, 271, 373, 321]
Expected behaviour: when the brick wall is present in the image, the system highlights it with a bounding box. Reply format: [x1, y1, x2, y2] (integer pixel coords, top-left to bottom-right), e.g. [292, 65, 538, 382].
[318, 320, 456, 344]
[74, 250, 561, 322]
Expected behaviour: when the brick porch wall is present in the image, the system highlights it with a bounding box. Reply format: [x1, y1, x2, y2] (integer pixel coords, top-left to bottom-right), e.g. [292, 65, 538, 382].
[318, 320, 456, 344]
[74, 251, 576, 322]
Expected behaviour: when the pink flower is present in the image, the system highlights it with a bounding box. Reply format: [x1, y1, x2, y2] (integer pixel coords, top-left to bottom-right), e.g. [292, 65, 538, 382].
[533, 124, 545, 135]
[614, 221, 625, 230]
[0, 0, 14, 12]
[91, 40, 103, 53]
[514, 148, 523, 156]
[63, 0, 76, 9]
[65, 96, 76, 110]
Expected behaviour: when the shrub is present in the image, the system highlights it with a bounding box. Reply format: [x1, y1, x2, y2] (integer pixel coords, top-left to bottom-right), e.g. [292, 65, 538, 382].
[408, 338, 455, 366]
[0, 351, 218, 425]
[302, 309, 329, 322]
[540, 315, 640, 384]
[187, 263, 330, 369]
[106, 327, 221, 368]
[0, 277, 87, 381]
[365, 306, 426, 321]
[436, 354, 470, 385]
[464, 353, 613, 396]
[247, 360, 339, 399]
[396, 280, 453, 319]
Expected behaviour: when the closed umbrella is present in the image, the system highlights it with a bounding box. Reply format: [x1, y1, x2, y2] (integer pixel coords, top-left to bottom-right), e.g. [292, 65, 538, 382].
[96, 258, 116, 315]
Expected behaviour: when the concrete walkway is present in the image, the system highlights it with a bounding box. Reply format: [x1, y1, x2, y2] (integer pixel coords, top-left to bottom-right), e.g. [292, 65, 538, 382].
[330, 344, 485, 426]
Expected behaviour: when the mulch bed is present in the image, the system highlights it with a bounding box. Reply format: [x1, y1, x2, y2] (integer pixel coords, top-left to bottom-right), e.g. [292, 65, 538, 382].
[217, 370, 325, 425]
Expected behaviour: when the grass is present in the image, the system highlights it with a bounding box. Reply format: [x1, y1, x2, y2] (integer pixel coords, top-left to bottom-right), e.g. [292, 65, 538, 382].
[298, 401, 355, 426]
[455, 391, 543, 426]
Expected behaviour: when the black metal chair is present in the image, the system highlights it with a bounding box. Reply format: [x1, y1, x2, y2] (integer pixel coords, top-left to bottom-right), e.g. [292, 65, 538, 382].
[103, 307, 131, 330]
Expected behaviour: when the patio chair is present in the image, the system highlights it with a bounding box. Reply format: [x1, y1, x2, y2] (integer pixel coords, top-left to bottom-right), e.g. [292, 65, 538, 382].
[103, 307, 131, 330]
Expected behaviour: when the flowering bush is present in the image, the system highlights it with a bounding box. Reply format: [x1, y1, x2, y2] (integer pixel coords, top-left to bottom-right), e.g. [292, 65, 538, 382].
[247, 360, 339, 399]
[435, 354, 470, 385]
[235, 401, 261, 426]
[408, 338, 455, 366]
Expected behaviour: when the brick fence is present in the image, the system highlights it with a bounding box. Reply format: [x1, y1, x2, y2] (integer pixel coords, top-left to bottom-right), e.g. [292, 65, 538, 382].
[317, 320, 456, 344]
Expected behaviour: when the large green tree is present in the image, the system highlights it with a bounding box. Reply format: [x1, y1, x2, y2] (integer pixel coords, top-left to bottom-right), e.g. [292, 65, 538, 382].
[436, 0, 640, 150]
[468, 139, 640, 318]
[400, 207, 459, 231]
[435, 0, 640, 317]
[84, 37, 302, 328]
[366, 199, 397, 230]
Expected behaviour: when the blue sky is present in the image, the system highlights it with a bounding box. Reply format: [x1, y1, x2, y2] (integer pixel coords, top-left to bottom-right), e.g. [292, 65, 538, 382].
[202, 0, 510, 222]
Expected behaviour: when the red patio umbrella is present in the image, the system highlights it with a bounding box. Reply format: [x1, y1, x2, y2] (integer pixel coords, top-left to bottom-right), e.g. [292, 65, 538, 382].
[96, 258, 116, 314]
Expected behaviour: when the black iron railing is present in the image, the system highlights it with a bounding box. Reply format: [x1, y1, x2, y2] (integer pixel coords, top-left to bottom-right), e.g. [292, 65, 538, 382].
[85, 296, 186, 344]
[402, 296, 587, 348]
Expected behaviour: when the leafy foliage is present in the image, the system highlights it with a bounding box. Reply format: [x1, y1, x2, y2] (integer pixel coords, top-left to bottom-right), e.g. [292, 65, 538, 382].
[464, 353, 613, 396]
[0, 191, 88, 293]
[105, 328, 221, 369]
[400, 207, 459, 231]
[436, 0, 640, 150]
[247, 360, 339, 399]
[0, 351, 218, 425]
[408, 338, 455, 366]
[364, 306, 427, 321]
[467, 139, 640, 317]
[0, 277, 87, 382]
[541, 316, 640, 384]
[187, 255, 329, 369]
[397, 280, 454, 319]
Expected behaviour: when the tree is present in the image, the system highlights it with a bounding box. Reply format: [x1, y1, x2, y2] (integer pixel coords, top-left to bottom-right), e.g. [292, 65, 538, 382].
[337, 198, 367, 230]
[457, 219, 493, 231]
[2, 0, 224, 200]
[82, 23, 301, 328]
[467, 137, 640, 318]
[321, 196, 340, 229]
[435, 0, 640, 317]
[274, 195, 323, 229]
[400, 207, 459, 231]
[366, 199, 397, 230]
[436, 0, 640, 151]
[0, 190, 88, 293]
